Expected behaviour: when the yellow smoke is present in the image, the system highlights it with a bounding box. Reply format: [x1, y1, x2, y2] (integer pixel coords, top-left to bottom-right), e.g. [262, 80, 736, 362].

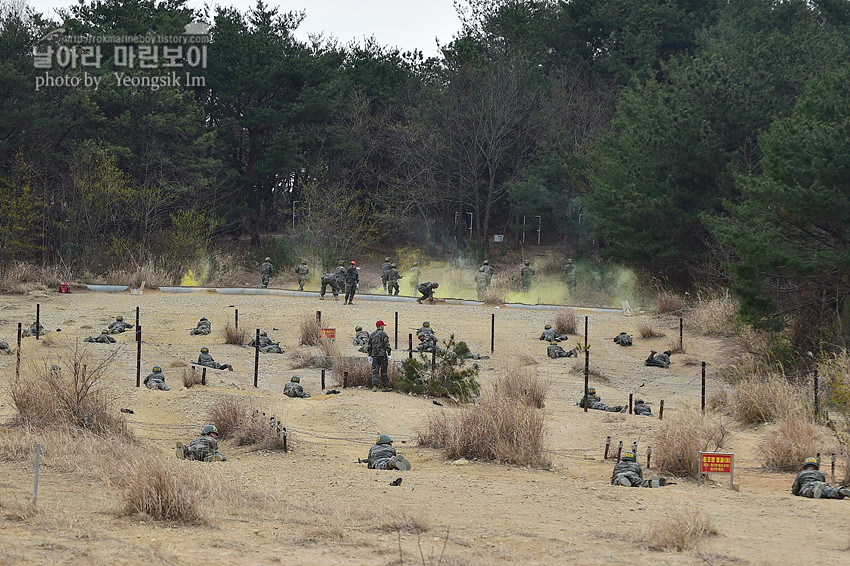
[180, 269, 201, 287]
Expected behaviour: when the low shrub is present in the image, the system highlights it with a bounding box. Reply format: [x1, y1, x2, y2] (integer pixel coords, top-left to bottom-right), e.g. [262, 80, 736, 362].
[730, 374, 804, 425]
[555, 309, 577, 335]
[222, 322, 247, 346]
[182, 366, 204, 388]
[300, 313, 322, 346]
[318, 337, 340, 358]
[688, 290, 738, 336]
[656, 292, 685, 315]
[396, 336, 480, 402]
[653, 409, 731, 478]
[207, 398, 250, 439]
[122, 456, 205, 523]
[643, 508, 718, 551]
[759, 415, 821, 471]
[493, 365, 548, 409]
[207, 398, 286, 450]
[638, 321, 664, 338]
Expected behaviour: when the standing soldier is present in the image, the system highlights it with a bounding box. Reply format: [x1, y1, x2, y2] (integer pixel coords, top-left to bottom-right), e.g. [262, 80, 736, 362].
[381, 257, 392, 292]
[521, 260, 535, 293]
[386, 263, 402, 296]
[294, 260, 309, 291]
[334, 260, 347, 295]
[481, 260, 495, 289]
[344, 261, 359, 305]
[416, 282, 439, 304]
[261, 257, 274, 288]
[406, 261, 421, 294]
[564, 258, 577, 295]
[367, 320, 392, 392]
[319, 272, 339, 300]
[474, 267, 488, 300]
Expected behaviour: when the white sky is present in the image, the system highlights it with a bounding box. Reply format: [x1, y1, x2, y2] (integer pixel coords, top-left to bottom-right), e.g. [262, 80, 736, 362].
[27, 0, 463, 57]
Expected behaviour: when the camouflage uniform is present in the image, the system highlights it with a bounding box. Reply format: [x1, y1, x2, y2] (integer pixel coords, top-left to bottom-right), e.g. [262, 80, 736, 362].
[183, 435, 225, 462]
[368, 326, 392, 388]
[474, 269, 488, 300]
[344, 265, 359, 304]
[577, 393, 624, 413]
[387, 266, 402, 296]
[521, 264, 535, 292]
[108, 318, 134, 334]
[416, 282, 438, 304]
[21, 322, 45, 338]
[540, 328, 568, 342]
[85, 332, 116, 343]
[791, 468, 845, 499]
[645, 350, 671, 368]
[611, 460, 652, 487]
[334, 263, 347, 294]
[634, 401, 653, 416]
[547, 343, 576, 358]
[417, 324, 436, 341]
[295, 262, 309, 291]
[320, 273, 339, 300]
[190, 318, 212, 336]
[416, 332, 438, 353]
[261, 260, 274, 288]
[144, 370, 171, 391]
[481, 263, 495, 288]
[0, 341, 13, 355]
[614, 332, 633, 346]
[367, 442, 399, 470]
[249, 333, 283, 354]
[381, 259, 392, 291]
[564, 261, 577, 294]
[353, 328, 370, 347]
[406, 264, 421, 292]
[284, 381, 309, 398]
[198, 351, 233, 371]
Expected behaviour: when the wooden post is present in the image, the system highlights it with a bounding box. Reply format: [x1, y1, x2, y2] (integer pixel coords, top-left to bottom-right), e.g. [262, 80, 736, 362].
[583, 348, 589, 413]
[316, 310, 321, 327]
[35, 304, 40, 340]
[33, 443, 41, 507]
[135, 325, 142, 387]
[321, 369, 326, 390]
[490, 313, 495, 353]
[201, 367, 206, 386]
[616, 440, 623, 462]
[16, 323, 22, 380]
[394, 311, 398, 350]
[632, 441, 637, 453]
[831, 453, 836, 482]
[343, 371, 348, 389]
[408, 334, 413, 359]
[659, 400, 664, 420]
[628, 393, 633, 414]
[701, 362, 706, 414]
[254, 329, 260, 388]
[647, 447, 652, 469]
[235, 309, 239, 330]
[135, 306, 139, 328]
[604, 435, 611, 459]
[814, 369, 819, 419]
[282, 427, 288, 452]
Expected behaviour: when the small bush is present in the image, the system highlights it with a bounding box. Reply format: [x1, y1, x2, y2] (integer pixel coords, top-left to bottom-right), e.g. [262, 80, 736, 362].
[638, 321, 664, 338]
[730, 374, 804, 424]
[208, 398, 250, 439]
[481, 287, 504, 305]
[182, 366, 204, 388]
[515, 350, 538, 366]
[299, 313, 322, 346]
[493, 365, 548, 409]
[654, 409, 730, 478]
[656, 292, 685, 315]
[318, 337, 340, 358]
[759, 415, 821, 471]
[332, 356, 400, 388]
[418, 393, 550, 467]
[208, 399, 286, 450]
[288, 349, 314, 369]
[397, 335, 480, 402]
[688, 290, 738, 336]
[222, 322, 247, 345]
[122, 456, 205, 523]
[643, 508, 718, 552]
[555, 309, 577, 335]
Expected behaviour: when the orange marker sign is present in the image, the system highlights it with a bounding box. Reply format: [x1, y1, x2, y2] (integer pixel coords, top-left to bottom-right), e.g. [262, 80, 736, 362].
[320, 328, 335, 340]
[699, 452, 735, 489]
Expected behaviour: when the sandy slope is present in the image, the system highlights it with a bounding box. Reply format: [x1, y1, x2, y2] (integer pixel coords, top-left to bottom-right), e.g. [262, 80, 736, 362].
[1, 288, 849, 565]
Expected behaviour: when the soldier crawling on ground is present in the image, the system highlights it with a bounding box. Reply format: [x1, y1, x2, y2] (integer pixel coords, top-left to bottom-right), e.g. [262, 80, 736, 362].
[381, 257, 392, 292]
[548, 341, 577, 358]
[261, 257, 274, 288]
[792, 457, 850, 499]
[361, 434, 411, 470]
[417, 321, 436, 341]
[190, 317, 212, 335]
[295, 260, 309, 291]
[416, 331, 439, 353]
[108, 315, 134, 334]
[634, 398, 653, 416]
[540, 324, 568, 342]
[613, 332, 633, 346]
[248, 331, 284, 354]
[416, 281, 439, 304]
[197, 347, 233, 371]
[0, 340, 14, 355]
[645, 350, 672, 368]
[353, 325, 370, 347]
[85, 329, 116, 343]
[177, 425, 226, 462]
[284, 376, 310, 398]
[144, 366, 171, 390]
[611, 451, 666, 488]
[577, 387, 625, 412]
[386, 263, 402, 296]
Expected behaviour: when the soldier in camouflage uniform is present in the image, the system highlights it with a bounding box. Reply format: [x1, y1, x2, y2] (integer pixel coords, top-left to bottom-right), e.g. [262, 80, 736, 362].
[474, 267, 488, 300]
[367, 320, 392, 391]
[481, 260, 495, 288]
[416, 282, 439, 304]
[386, 263, 402, 296]
[521, 260, 535, 293]
[364, 434, 411, 470]
[418, 321, 436, 341]
[353, 326, 370, 347]
[564, 258, 577, 295]
[416, 332, 439, 353]
[190, 317, 212, 336]
[344, 261, 359, 305]
[249, 331, 284, 354]
[319, 272, 339, 300]
[85, 329, 116, 343]
[792, 457, 850, 499]
[21, 321, 46, 338]
[540, 324, 568, 342]
[577, 387, 624, 412]
[144, 366, 171, 390]
[634, 398, 653, 416]
[0, 341, 14, 355]
[108, 315, 134, 334]
[381, 257, 392, 291]
[406, 262, 421, 293]
[284, 375, 310, 398]
[295, 260, 309, 291]
[197, 347, 233, 371]
[177, 425, 226, 462]
[613, 332, 633, 346]
[334, 260, 347, 295]
[547, 341, 576, 358]
[645, 350, 672, 368]
[611, 451, 660, 488]
[261, 257, 274, 288]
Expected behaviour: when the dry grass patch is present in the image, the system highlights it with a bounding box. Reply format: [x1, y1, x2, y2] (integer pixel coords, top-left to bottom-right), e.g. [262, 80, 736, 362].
[570, 361, 609, 382]
[638, 321, 665, 338]
[121, 456, 205, 523]
[299, 313, 322, 346]
[418, 393, 550, 467]
[332, 356, 400, 388]
[288, 349, 314, 369]
[643, 508, 718, 551]
[221, 322, 248, 345]
[688, 290, 738, 336]
[207, 398, 286, 450]
[602, 412, 626, 423]
[493, 365, 548, 408]
[654, 409, 731, 478]
[759, 415, 821, 471]
[481, 288, 504, 305]
[656, 292, 685, 315]
[377, 507, 430, 534]
[515, 350, 538, 366]
[318, 337, 340, 358]
[555, 309, 577, 335]
[182, 366, 204, 388]
[730, 374, 804, 425]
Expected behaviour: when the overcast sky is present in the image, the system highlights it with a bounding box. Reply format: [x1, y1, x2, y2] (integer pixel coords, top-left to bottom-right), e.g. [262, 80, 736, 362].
[27, 0, 463, 57]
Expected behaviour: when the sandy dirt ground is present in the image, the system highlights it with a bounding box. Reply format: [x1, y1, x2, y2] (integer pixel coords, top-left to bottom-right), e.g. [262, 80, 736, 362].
[1, 286, 849, 566]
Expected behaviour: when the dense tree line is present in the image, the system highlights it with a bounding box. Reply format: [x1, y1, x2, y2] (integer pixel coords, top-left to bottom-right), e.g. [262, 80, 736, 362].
[1, 0, 848, 349]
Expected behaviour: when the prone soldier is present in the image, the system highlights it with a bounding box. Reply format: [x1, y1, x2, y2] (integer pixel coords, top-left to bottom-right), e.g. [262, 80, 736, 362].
[540, 324, 568, 342]
[614, 332, 633, 346]
[792, 457, 850, 499]
[284, 375, 310, 398]
[177, 425, 226, 462]
[144, 365, 171, 390]
[85, 329, 116, 343]
[190, 317, 211, 336]
[197, 347, 233, 371]
[363, 434, 411, 470]
[547, 341, 576, 358]
[108, 315, 134, 334]
[611, 451, 663, 488]
[577, 387, 625, 412]
[645, 350, 672, 368]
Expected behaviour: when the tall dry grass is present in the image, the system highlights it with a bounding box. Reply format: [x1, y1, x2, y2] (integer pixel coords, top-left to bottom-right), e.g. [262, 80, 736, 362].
[653, 409, 731, 478]
[759, 415, 822, 471]
[729, 374, 805, 425]
[638, 320, 665, 338]
[318, 337, 340, 358]
[121, 456, 205, 523]
[182, 366, 204, 388]
[222, 322, 248, 345]
[207, 398, 286, 450]
[656, 292, 685, 315]
[555, 309, 577, 335]
[493, 365, 548, 409]
[300, 313, 322, 346]
[332, 356, 401, 388]
[687, 290, 738, 336]
[418, 393, 550, 467]
[0, 261, 72, 294]
[642, 508, 718, 551]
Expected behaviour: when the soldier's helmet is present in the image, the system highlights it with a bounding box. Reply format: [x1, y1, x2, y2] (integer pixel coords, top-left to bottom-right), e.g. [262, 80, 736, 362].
[803, 457, 819, 469]
[376, 433, 393, 445]
[663, 350, 673, 356]
[300, 260, 307, 264]
[291, 376, 300, 383]
[417, 333, 425, 339]
[524, 260, 530, 265]
[338, 260, 345, 266]
[587, 387, 596, 395]
[622, 451, 637, 462]
[152, 366, 162, 372]
[545, 324, 552, 330]
[116, 315, 123, 321]
[384, 256, 390, 262]
[550, 341, 557, 345]
[391, 263, 397, 268]
[201, 347, 209, 353]
[355, 325, 362, 331]
[101, 329, 108, 334]
[412, 261, 418, 266]
[635, 398, 644, 404]
[432, 282, 439, 288]
[200, 317, 208, 322]
[423, 321, 430, 327]
[567, 258, 574, 264]
[260, 331, 267, 337]
[202, 425, 219, 436]
[479, 267, 484, 272]
[264, 257, 271, 262]
[483, 260, 489, 265]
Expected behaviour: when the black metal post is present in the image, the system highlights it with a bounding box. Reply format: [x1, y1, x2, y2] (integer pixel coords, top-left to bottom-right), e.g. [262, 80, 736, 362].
[135, 306, 139, 329]
[394, 311, 398, 350]
[316, 310, 321, 327]
[659, 400, 664, 420]
[584, 315, 588, 349]
[604, 436, 611, 459]
[135, 325, 142, 387]
[254, 329, 260, 388]
[491, 313, 495, 353]
[814, 369, 819, 419]
[235, 309, 239, 330]
[679, 317, 683, 351]
[647, 447, 652, 469]
[583, 348, 589, 412]
[629, 393, 633, 414]
[408, 333, 413, 359]
[35, 304, 40, 340]
[201, 367, 206, 386]
[16, 323, 22, 380]
[616, 441, 623, 462]
[701, 362, 706, 414]
[321, 369, 326, 390]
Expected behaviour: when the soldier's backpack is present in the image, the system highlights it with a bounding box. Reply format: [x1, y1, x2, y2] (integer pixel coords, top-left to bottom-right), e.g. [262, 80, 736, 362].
[417, 282, 430, 294]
